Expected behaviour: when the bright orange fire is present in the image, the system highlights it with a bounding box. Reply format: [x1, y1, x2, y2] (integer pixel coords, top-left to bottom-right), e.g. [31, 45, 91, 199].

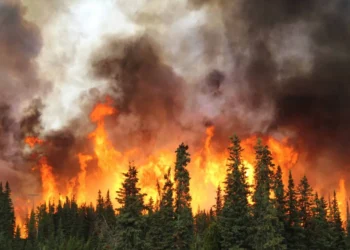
[39, 157, 58, 204]
[25, 136, 44, 148]
[17, 97, 349, 233]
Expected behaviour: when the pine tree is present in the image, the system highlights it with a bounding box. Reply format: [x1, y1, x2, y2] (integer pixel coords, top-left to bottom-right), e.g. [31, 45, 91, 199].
[96, 190, 104, 220]
[346, 200, 350, 248]
[329, 191, 346, 249]
[203, 221, 221, 250]
[309, 193, 332, 249]
[251, 139, 285, 250]
[215, 185, 222, 216]
[285, 171, 304, 249]
[0, 182, 15, 240]
[297, 175, 314, 248]
[174, 143, 194, 250]
[104, 190, 116, 227]
[159, 168, 176, 249]
[115, 163, 146, 250]
[220, 135, 250, 249]
[193, 210, 211, 249]
[13, 225, 23, 250]
[274, 166, 286, 228]
[25, 210, 37, 249]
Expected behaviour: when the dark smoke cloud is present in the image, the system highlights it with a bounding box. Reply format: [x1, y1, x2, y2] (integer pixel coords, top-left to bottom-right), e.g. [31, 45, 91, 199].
[0, 0, 47, 194]
[91, 35, 190, 152]
[188, 0, 350, 171]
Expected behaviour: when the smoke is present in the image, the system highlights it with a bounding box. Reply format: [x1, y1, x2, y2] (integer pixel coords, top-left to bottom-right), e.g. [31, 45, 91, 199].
[0, 0, 48, 195]
[0, 0, 349, 206]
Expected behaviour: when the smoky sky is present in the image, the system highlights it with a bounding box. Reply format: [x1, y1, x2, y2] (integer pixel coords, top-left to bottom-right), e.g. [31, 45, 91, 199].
[184, 0, 350, 166]
[1, 0, 350, 196]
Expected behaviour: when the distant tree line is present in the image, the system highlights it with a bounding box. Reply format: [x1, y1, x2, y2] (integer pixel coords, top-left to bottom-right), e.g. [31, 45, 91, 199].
[0, 136, 350, 249]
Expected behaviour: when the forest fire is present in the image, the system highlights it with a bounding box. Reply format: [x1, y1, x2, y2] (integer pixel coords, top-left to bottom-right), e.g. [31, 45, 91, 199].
[18, 97, 345, 227]
[1, 0, 349, 247]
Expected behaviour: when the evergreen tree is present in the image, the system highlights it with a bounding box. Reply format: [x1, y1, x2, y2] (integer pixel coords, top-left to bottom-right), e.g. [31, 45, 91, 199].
[0, 182, 15, 240]
[104, 190, 116, 227]
[285, 171, 304, 249]
[309, 193, 332, 249]
[96, 190, 104, 221]
[251, 139, 285, 250]
[159, 168, 176, 249]
[145, 168, 175, 250]
[193, 210, 211, 249]
[115, 163, 145, 250]
[329, 191, 346, 249]
[174, 143, 193, 250]
[220, 135, 250, 249]
[215, 185, 222, 216]
[274, 166, 286, 228]
[346, 200, 350, 248]
[25, 210, 37, 249]
[13, 225, 24, 250]
[297, 175, 314, 248]
[203, 221, 221, 250]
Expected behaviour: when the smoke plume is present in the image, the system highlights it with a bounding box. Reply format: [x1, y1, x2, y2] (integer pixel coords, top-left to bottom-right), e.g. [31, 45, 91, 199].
[0, 0, 349, 211]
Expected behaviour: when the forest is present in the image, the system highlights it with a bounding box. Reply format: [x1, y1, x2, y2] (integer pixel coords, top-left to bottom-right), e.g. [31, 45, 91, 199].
[0, 136, 349, 250]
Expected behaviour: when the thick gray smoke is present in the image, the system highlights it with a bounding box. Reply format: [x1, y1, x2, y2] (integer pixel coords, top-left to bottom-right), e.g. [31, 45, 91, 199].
[0, 0, 47, 194]
[1, 0, 350, 203]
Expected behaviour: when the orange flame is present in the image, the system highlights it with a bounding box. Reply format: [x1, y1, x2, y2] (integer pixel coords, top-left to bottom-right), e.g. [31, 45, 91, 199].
[77, 154, 92, 204]
[16, 98, 308, 225]
[337, 178, 347, 223]
[25, 136, 43, 148]
[39, 157, 58, 204]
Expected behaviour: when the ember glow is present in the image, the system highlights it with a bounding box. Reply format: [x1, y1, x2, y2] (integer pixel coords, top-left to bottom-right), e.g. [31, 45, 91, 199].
[1, 0, 350, 237]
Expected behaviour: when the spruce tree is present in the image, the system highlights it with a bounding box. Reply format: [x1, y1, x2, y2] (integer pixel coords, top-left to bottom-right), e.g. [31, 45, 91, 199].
[220, 135, 250, 249]
[215, 185, 223, 216]
[115, 163, 145, 250]
[193, 210, 211, 249]
[346, 201, 350, 248]
[329, 191, 346, 249]
[104, 190, 116, 227]
[159, 168, 176, 249]
[13, 225, 23, 250]
[0, 182, 15, 240]
[285, 171, 304, 249]
[203, 221, 221, 250]
[274, 166, 286, 229]
[174, 143, 193, 250]
[145, 168, 176, 250]
[297, 175, 314, 248]
[25, 210, 37, 249]
[251, 139, 285, 250]
[309, 193, 332, 249]
[96, 190, 104, 220]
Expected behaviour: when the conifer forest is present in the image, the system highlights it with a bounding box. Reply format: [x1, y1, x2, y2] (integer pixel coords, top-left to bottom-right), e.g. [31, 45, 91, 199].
[0, 137, 350, 249]
[2, 0, 350, 250]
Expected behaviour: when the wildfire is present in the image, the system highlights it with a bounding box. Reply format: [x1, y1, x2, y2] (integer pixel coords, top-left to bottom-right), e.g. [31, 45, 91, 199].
[39, 157, 58, 204]
[25, 136, 44, 148]
[20, 96, 347, 233]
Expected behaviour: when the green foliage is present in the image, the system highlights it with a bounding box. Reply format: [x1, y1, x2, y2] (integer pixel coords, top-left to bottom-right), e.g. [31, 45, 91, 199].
[174, 143, 194, 250]
[215, 185, 222, 216]
[297, 175, 314, 248]
[309, 194, 332, 249]
[114, 163, 146, 250]
[329, 191, 346, 249]
[251, 139, 286, 250]
[192, 210, 211, 249]
[0, 136, 348, 250]
[285, 171, 304, 249]
[203, 221, 221, 250]
[0, 182, 15, 240]
[220, 135, 250, 249]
